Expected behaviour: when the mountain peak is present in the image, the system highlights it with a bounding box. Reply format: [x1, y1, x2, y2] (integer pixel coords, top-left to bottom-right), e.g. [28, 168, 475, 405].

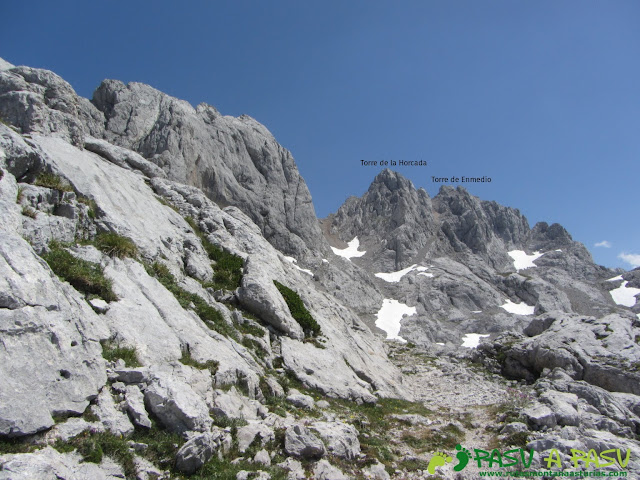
[369, 168, 415, 194]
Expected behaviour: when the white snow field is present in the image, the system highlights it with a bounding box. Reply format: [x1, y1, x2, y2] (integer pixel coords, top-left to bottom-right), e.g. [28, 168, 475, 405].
[607, 275, 624, 282]
[283, 256, 314, 276]
[610, 281, 640, 307]
[461, 333, 490, 348]
[375, 264, 429, 282]
[375, 299, 416, 342]
[500, 299, 535, 315]
[331, 237, 366, 260]
[508, 250, 545, 271]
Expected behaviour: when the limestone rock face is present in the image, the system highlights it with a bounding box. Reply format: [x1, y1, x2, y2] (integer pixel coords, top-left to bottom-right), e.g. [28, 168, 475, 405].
[0, 447, 124, 480]
[89, 79, 327, 260]
[0, 200, 108, 436]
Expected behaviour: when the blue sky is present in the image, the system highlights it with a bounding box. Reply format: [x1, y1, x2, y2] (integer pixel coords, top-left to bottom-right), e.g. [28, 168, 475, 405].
[1, 1, 638, 269]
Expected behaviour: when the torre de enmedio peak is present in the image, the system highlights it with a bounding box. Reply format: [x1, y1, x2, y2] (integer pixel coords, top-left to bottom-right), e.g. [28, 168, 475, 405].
[0, 57, 639, 479]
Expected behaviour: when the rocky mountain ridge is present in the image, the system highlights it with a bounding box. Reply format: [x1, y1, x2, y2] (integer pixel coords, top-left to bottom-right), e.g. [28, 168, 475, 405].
[1, 57, 639, 479]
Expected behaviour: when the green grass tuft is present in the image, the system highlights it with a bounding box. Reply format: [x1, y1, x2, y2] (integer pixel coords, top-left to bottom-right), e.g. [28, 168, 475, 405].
[34, 172, 74, 192]
[95, 232, 138, 259]
[21, 205, 37, 218]
[42, 243, 117, 302]
[186, 216, 244, 291]
[77, 196, 97, 219]
[100, 338, 141, 367]
[54, 431, 135, 476]
[273, 280, 321, 337]
[179, 347, 219, 375]
[146, 262, 238, 340]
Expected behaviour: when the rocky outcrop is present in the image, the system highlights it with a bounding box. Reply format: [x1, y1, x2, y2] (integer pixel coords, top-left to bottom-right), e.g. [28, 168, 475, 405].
[90, 79, 327, 260]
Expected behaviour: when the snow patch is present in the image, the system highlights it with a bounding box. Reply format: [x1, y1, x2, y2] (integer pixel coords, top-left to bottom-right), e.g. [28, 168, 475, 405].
[283, 256, 313, 276]
[417, 272, 434, 278]
[610, 281, 640, 308]
[435, 342, 445, 346]
[461, 334, 490, 348]
[375, 299, 416, 342]
[500, 299, 535, 315]
[606, 275, 624, 282]
[322, 259, 329, 264]
[471, 310, 482, 313]
[375, 265, 429, 282]
[508, 250, 544, 271]
[331, 237, 366, 260]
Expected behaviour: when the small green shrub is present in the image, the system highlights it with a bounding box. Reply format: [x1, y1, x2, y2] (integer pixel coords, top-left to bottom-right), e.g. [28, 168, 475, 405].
[42, 243, 117, 302]
[273, 280, 321, 337]
[34, 172, 73, 192]
[179, 347, 219, 375]
[95, 232, 138, 259]
[186, 216, 244, 291]
[146, 262, 238, 340]
[100, 339, 141, 367]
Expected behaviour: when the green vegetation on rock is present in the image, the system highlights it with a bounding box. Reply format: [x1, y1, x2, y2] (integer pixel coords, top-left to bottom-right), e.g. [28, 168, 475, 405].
[179, 346, 219, 375]
[100, 338, 141, 367]
[34, 172, 74, 192]
[273, 280, 321, 337]
[95, 232, 138, 259]
[42, 242, 117, 302]
[185, 216, 244, 291]
[146, 262, 238, 340]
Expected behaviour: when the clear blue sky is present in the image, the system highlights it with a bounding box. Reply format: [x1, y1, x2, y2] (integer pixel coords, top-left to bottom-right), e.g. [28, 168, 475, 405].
[2, 1, 638, 269]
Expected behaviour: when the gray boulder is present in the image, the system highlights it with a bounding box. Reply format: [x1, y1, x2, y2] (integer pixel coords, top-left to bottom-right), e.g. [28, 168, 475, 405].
[523, 404, 557, 429]
[91, 388, 134, 436]
[144, 372, 213, 434]
[124, 385, 152, 429]
[175, 430, 225, 474]
[284, 424, 326, 459]
[0, 446, 123, 480]
[312, 459, 349, 480]
[286, 389, 315, 410]
[310, 421, 360, 459]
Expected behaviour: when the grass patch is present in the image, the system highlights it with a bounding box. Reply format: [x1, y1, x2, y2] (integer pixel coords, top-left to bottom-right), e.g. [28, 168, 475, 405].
[186, 216, 244, 291]
[242, 337, 268, 360]
[16, 185, 25, 203]
[0, 437, 40, 455]
[42, 242, 117, 302]
[100, 338, 141, 367]
[21, 205, 37, 218]
[401, 423, 462, 452]
[78, 196, 97, 219]
[179, 347, 219, 375]
[398, 458, 432, 472]
[273, 280, 321, 337]
[502, 431, 529, 449]
[322, 396, 434, 468]
[237, 320, 265, 337]
[146, 262, 238, 340]
[54, 431, 135, 476]
[34, 172, 73, 192]
[95, 232, 138, 259]
[131, 423, 185, 471]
